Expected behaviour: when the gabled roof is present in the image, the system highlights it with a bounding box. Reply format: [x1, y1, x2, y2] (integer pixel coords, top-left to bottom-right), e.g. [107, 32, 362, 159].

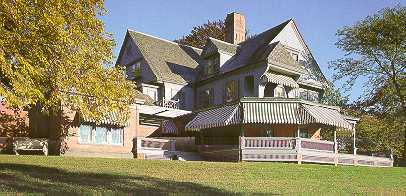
[220, 19, 291, 73]
[203, 37, 238, 56]
[255, 42, 306, 74]
[127, 30, 203, 84]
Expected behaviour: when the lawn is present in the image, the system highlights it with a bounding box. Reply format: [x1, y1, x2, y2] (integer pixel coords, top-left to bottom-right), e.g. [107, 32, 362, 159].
[0, 155, 405, 195]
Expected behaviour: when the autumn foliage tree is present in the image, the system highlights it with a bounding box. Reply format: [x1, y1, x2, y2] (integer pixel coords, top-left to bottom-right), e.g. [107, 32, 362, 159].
[175, 20, 226, 48]
[0, 1, 136, 126]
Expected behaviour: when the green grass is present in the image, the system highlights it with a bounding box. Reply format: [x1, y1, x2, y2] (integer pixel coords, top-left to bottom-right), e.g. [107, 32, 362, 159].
[0, 155, 405, 195]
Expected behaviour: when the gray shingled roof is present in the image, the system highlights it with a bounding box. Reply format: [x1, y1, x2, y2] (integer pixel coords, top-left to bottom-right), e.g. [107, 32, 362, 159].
[126, 19, 326, 87]
[220, 19, 292, 73]
[208, 37, 238, 55]
[128, 30, 203, 84]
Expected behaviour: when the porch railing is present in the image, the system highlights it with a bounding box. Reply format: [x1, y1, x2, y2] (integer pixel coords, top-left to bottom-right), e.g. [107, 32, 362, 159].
[299, 138, 334, 152]
[134, 137, 176, 160]
[155, 98, 180, 109]
[239, 137, 393, 167]
[241, 137, 296, 149]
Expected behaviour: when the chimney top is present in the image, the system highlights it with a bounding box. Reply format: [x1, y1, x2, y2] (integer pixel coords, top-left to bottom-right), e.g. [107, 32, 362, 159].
[225, 12, 246, 44]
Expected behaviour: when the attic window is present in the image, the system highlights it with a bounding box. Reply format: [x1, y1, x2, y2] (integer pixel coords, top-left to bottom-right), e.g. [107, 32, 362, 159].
[204, 54, 219, 76]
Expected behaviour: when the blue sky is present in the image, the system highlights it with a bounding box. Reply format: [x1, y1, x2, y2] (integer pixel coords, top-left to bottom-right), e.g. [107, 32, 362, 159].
[101, 0, 404, 102]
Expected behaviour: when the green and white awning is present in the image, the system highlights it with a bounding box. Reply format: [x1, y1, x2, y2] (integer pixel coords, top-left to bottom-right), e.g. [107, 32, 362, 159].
[243, 102, 303, 124]
[185, 98, 353, 131]
[260, 73, 299, 88]
[301, 104, 352, 130]
[185, 104, 240, 131]
[81, 112, 129, 127]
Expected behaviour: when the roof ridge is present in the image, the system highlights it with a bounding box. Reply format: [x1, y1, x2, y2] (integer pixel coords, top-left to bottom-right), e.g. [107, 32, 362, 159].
[208, 37, 238, 47]
[127, 29, 202, 51]
[237, 19, 291, 46]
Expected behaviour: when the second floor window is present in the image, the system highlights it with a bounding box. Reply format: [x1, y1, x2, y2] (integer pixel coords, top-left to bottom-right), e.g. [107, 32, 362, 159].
[244, 76, 254, 96]
[300, 90, 319, 102]
[274, 85, 286, 98]
[225, 80, 238, 103]
[204, 55, 219, 76]
[199, 88, 214, 108]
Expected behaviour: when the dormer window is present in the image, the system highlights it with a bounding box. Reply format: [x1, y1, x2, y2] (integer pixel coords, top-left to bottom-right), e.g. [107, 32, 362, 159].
[291, 53, 299, 62]
[204, 54, 219, 76]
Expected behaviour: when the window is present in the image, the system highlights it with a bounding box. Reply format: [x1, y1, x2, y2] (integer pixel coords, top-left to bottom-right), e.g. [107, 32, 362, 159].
[291, 53, 299, 62]
[225, 80, 238, 102]
[299, 129, 309, 138]
[274, 85, 286, 98]
[78, 124, 124, 145]
[199, 88, 214, 108]
[299, 90, 319, 102]
[177, 91, 185, 108]
[244, 76, 254, 96]
[263, 128, 273, 137]
[79, 125, 92, 143]
[95, 126, 108, 144]
[111, 127, 124, 145]
[205, 55, 219, 76]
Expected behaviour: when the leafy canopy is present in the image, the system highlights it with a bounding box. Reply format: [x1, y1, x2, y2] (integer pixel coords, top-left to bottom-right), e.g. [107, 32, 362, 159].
[174, 20, 226, 48]
[329, 5, 406, 113]
[0, 0, 136, 123]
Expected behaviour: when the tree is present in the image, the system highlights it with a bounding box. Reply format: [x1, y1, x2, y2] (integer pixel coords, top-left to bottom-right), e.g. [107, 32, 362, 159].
[0, 0, 136, 125]
[175, 20, 226, 48]
[320, 83, 348, 107]
[329, 5, 406, 165]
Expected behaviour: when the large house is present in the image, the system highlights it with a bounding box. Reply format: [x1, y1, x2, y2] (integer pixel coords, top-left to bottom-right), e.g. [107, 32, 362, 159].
[11, 12, 391, 166]
[111, 12, 392, 166]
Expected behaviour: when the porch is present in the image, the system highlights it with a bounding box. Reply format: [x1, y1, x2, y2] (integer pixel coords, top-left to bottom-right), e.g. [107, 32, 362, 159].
[240, 137, 393, 167]
[185, 97, 394, 167]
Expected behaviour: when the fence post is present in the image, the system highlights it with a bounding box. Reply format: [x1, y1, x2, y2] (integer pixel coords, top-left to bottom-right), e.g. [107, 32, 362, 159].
[296, 138, 302, 164]
[239, 136, 245, 162]
[135, 137, 145, 159]
[170, 139, 176, 151]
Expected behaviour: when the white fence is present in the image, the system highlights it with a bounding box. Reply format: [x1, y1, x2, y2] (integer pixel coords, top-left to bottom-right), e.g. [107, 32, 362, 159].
[240, 137, 393, 167]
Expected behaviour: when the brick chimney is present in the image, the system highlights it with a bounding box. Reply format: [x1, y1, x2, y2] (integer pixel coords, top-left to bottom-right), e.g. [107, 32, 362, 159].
[225, 12, 246, 44]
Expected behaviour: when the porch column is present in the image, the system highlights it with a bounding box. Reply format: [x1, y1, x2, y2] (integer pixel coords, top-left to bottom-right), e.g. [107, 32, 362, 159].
[296, 125, 302, 164]
[258, 84, 265, 98]
[334, 129, 338, 166]
[353, 128, 357, 155]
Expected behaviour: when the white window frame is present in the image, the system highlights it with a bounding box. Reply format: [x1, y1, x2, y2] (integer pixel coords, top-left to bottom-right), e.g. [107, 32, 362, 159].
[78, 124, 124, 146]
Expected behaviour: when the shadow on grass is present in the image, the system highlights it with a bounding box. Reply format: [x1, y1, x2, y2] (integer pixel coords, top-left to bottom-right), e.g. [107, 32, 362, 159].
[0, 163, 242, 195]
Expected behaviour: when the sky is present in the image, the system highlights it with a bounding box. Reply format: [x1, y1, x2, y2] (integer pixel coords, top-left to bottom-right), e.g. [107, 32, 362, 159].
[101, 0, 404, 102]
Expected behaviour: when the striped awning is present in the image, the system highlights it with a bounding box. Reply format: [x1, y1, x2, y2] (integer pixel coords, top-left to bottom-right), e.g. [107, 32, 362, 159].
[261, 73, 299, 88]
[81, 112, 128, 127]
[301, 104, 352, 130]
[243, 102, 303, 124]
[162, 120, 178, 134]
[185, 98, 353, 131]
[185, 104, 240, 131]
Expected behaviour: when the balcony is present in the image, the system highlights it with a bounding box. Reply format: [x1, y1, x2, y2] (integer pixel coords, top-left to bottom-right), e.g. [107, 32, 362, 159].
[155, 98, 180, 109]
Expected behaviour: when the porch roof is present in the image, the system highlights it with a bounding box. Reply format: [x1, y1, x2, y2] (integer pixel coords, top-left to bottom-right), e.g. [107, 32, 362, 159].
[185, 98, 352, 131]
[81, 112, 129, 127]
[185, 104, 240, 131]
[260, 73, 299, 88]
[301, 104, 353, 130]
[132, 104, 192, 118]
